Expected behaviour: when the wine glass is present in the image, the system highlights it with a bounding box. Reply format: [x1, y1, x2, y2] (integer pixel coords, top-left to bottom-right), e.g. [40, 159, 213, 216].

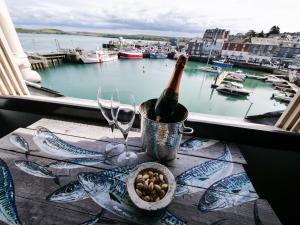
[97, 87, 124, 157]
[111, 92, 138, 166]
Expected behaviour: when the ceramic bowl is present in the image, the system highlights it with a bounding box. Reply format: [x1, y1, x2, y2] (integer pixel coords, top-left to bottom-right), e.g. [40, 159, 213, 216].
[126, 162, 176, 211]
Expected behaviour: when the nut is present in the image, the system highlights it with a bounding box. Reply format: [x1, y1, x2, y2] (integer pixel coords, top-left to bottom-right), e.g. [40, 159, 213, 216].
[161, 184, 168, 190]
[134, 169, 169, 202]
[136, 189, 142, 197]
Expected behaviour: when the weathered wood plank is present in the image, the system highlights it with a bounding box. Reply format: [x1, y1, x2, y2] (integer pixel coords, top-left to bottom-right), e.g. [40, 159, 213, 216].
[0, 137, 281, 224]
[0, 148, 280, 225]
[27, 118, 246, 164]
[0, 119, 281, 225]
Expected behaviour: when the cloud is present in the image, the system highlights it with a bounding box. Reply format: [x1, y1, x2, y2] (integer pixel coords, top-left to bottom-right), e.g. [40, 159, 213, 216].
[5, 0, 300, 37]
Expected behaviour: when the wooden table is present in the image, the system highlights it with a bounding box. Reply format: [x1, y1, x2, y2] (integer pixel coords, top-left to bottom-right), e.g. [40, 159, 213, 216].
[0, 118, 281, 225]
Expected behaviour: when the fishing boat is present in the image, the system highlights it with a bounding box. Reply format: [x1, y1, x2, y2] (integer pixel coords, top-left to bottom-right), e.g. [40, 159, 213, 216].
[198, 65, 221, 73]
[119, 50, 143, 59]
[272, 92, 294, 103]
[216, 83, 251, 96]
[212, 60, 233, 68]
[80, 50, 118, 63]
[150, 52, 168, 59]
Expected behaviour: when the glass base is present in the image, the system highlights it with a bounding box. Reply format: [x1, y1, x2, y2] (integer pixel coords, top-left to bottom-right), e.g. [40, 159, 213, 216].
[116, 151, 138, 166]
[105, 143, 125, 157]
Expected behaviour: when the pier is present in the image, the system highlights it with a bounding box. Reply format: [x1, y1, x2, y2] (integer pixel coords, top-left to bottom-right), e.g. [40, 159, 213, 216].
[27, 50, 81, 70]
[211, 71, 228, 88]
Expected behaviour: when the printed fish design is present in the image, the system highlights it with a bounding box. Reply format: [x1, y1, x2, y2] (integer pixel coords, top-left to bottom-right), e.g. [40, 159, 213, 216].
[0, 159, 22, 225]
[78, 172, 187, 225]
[46, 180, 88, 203]
[9, 134, 31, 158]
[46, 158, 105, 169]
[176, 144, 233, 196]
[33, 126, 105, 158]
[14, 160, 60, 185]
[198, 172, 258, 212]
[180, 137, 218, 151]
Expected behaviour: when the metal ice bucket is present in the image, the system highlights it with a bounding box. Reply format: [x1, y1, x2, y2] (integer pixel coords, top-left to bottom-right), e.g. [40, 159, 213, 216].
[139, 99, 193, 161]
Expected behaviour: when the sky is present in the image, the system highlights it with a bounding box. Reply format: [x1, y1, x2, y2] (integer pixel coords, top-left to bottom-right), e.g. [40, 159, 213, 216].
[6, 0, 300, 37]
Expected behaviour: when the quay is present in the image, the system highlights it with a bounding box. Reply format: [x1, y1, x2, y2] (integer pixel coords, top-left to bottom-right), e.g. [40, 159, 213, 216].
[211, 71, 228, 88]
[27, 50, 81, 70]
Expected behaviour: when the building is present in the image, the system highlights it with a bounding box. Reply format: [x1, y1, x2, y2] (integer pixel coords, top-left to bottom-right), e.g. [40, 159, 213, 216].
[221, 42, 250, 61]
[274, 46, 300, 61]
[202, 39, 225, 56]
[248, 44, 280, 63]
[251, 37, 280, 45]
[203, 28, 229, 41]
[186, 38, 204, 55]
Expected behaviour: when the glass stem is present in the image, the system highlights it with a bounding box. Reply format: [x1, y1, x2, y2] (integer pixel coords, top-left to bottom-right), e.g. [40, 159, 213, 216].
[110, 123, 116, 143]
[124, 133, 129, 157]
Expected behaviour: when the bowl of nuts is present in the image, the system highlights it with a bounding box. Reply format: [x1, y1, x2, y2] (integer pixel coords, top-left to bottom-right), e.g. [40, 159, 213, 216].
[127, 162, 176, 211]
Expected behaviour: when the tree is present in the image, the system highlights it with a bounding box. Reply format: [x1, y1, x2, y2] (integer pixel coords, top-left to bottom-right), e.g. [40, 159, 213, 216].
[268, 25, 280, 35]
[245, 30, 257, 38]
[258, 30, 265, 37]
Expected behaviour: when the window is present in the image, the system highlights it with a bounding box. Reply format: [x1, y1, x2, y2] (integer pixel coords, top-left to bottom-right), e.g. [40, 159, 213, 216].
[1, 0, 299, 129]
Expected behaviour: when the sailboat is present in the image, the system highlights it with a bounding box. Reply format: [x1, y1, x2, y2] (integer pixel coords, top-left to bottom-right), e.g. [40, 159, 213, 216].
[198, 34, 221, 74]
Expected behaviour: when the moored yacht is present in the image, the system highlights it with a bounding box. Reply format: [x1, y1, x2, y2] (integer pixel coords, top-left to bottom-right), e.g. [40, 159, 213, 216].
[217, 83, 251, 96]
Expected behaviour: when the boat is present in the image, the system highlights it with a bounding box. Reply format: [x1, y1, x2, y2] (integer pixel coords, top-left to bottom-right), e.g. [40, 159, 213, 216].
[119, 50, 143, 59]
[224, 74, 244, 82]
[222, 81, 244, 88]
[212, 60, 233, 68]
[198, 65, 221, 73]
[216, 83, 251, 96]
[273, 83, 290, 88]
[150, 52, 168, 59]
[265, 76, 287, 84]
[80, 50, 118, 63]
[274, 86, 296, 94]
[272, 92, 294, 103]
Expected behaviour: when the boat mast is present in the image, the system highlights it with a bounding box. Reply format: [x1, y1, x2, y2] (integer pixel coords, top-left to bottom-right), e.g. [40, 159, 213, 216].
[206, 28, 218, 65]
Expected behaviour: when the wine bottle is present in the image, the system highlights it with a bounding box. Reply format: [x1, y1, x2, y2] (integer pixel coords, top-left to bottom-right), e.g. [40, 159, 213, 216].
[154, 54, 188, 122]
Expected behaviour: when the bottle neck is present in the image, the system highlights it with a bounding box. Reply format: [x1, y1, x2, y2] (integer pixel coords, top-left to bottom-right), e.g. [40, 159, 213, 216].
[167, 54, 188, 93]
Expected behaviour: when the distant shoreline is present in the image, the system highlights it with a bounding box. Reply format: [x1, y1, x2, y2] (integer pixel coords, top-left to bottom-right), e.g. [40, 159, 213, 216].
[16, 28, 180, 42]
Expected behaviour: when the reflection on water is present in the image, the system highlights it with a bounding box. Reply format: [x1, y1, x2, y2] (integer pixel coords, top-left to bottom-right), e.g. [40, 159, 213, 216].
[39, 59, 286, 118]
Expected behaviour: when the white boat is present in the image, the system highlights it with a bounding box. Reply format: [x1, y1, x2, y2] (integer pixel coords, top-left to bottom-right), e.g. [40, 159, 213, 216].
[217, 83, 251, 96]
[223, 81, 244, 88]
[272, 92, 294, 103]
[80, 50, 118, 63]
[265, 75, 287, 84]
[198, 66, 221, 73]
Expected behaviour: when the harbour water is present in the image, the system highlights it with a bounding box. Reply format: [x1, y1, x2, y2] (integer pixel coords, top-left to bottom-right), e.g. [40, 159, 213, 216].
[19, 33, 287, 118]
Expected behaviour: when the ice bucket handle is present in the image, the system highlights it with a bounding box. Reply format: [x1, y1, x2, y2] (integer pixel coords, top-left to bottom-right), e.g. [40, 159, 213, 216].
[179, 123, 194, 135]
